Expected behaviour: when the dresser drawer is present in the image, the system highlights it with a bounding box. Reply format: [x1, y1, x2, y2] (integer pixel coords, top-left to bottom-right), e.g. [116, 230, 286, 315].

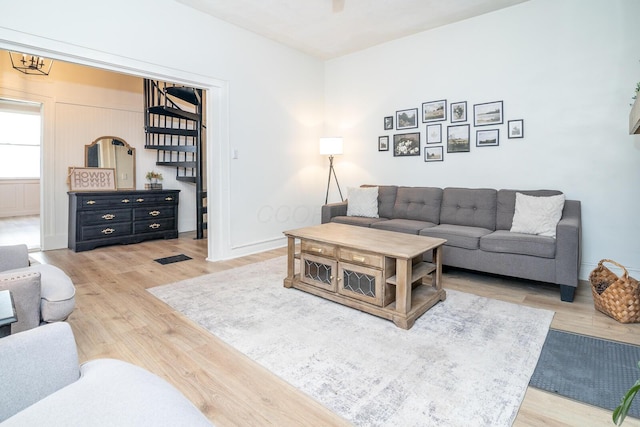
[302, 240, 336, 257]
[339, 248, 384, 269]
[76, 194, 137, 208]
[79, 209, 132, 226]
[130, 193, 178, 205]
[134, 207, 174, 220]
[133, 218, 176, 234]
[80, 223, 132, 241]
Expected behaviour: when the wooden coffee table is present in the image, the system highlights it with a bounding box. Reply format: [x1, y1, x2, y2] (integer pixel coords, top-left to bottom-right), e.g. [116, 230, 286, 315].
[283, 223, 447, 329]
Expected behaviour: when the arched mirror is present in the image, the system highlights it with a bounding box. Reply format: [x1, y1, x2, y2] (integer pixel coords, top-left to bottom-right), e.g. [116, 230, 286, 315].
[85, 136, 136, 190]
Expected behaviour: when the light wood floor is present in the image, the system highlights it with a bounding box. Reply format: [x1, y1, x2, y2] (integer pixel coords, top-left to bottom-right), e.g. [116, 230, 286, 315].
[30, 234, 640, 427]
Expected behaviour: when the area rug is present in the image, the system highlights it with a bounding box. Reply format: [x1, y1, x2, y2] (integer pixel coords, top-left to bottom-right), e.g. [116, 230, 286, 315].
[530, 329, 640, 417]
[149, 256, 554, 426]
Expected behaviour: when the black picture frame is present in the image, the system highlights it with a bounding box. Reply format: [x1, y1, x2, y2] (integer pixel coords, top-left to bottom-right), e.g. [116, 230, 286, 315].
[396, 108, 418, 129]
[473, 100, 504, 126]
[424, 146, 443, 162]
[393, 132, 421, 156]
[384, 116, 393, 130]
[476, 129, 499, 147]
[447, 124, 470, 153]
[422, 100, 447, 123]
[426, 124, 442, 144]
[508, 119, 524, 138]
[378, 135, 389, 151]
[450, 101, 467, 123]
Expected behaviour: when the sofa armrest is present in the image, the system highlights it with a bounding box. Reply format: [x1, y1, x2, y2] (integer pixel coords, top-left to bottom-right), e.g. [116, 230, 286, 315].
[2, 359, 213, 427]
[555, 200, 581, 287]
[0, 322, 80, 422]
[321, 201, 348, 224]
[0, 245, 30, 272]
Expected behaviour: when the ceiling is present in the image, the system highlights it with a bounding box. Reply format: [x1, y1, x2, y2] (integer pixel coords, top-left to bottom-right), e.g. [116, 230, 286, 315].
[176, 0, 529, 60]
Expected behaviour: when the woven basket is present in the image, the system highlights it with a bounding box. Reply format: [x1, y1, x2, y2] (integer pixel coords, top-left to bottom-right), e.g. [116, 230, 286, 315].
[590, 259, 640, 323]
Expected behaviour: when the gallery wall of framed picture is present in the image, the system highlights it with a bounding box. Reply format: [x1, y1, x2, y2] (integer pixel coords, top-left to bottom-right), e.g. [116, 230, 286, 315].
[378, 98, 524, 163]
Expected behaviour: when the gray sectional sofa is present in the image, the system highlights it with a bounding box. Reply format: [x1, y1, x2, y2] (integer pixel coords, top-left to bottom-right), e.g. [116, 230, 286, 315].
[321, 186, 581, 301]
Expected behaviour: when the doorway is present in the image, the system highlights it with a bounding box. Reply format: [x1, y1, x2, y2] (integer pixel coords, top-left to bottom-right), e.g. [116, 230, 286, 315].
[0, 98, 42, 250]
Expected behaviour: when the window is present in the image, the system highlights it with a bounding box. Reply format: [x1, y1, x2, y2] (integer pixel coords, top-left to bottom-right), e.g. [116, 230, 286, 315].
[0, 101, 41, 179]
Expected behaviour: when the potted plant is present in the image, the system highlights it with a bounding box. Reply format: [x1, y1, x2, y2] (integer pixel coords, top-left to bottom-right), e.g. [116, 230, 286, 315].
[145, 171, 163, 190]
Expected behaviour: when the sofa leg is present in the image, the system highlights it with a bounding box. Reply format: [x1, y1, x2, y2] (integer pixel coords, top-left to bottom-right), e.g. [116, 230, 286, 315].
[560, 285, 576, 302]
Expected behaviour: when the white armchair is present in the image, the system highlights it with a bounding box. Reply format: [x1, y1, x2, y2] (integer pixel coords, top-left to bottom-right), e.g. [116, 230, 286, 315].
[0, 244, 75, 333]
[0, 322, 213, 426]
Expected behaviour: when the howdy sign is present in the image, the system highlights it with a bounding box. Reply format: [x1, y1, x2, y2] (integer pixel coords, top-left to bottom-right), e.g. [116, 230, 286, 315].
[68, 167, 117, 191]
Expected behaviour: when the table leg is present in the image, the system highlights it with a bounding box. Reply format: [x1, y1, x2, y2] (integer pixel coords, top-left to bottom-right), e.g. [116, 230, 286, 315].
[395, 257, 412, 315]
[432, 245, 443, 290]
[284, 236, 295, 288]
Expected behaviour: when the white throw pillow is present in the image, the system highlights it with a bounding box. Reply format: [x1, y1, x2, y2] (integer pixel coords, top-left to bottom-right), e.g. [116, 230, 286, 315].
[347, 187, 379, 218]
[510, 193, 565, 238]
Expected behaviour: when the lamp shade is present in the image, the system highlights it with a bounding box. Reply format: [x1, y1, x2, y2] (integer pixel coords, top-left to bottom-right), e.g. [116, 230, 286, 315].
[319, 137, 343, 155]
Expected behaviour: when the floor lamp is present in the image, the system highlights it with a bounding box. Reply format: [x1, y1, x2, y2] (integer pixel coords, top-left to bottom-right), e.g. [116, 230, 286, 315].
[320, 137, 344, 204]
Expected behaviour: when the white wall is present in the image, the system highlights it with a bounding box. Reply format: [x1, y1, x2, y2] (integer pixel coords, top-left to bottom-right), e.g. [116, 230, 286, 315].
[324, 0, 640, 279]
[0, 180, 39, 217]
[0, 0, 326, 258]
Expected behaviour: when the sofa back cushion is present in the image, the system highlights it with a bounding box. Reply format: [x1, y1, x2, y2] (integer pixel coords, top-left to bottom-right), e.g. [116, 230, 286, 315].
[392, 186, 443, 223]
[363, 185, 398, 219]
[393, 187, 442, 224]
[440, 187, 497, 230]
[496, 189, 564, 230]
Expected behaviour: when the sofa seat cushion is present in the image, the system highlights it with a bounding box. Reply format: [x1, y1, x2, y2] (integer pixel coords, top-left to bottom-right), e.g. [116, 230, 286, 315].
[371, 219, 436, 235]
[331, 216, 388, 228]
[5, 264, 75, 323]
[480, 230, 556, 258]
[420, 224, 492, 249]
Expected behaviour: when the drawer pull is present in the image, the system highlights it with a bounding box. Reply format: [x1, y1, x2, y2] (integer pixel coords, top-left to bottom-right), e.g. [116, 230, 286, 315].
[102, 214, 116, 220]
[149, 210, 161, 216]
[310, 247, 323, 253]
[136, 198, 145, 202]
[165, 197, 174, 201]
[102, 228, 115, 235]
[121, 199, 130, 203]
[352, 256, 366, 262]
[149, 223, 161, 229]
[86, 200, 96, 205]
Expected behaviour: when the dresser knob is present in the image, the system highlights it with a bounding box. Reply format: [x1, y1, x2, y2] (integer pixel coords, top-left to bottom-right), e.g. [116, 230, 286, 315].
[86, 200, 96, 205]
[149, 223, 161, 229]
[149, 210, 160, 216]
[102, 214, 116, 220]
[121, 199, 130, 203]
[136, 198, 144, 202]
[101, 228, 115, 235]
[165, 197, 173, 201]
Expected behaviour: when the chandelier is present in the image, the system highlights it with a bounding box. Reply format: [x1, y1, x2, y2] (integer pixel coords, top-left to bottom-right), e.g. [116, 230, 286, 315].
[9, 52, 53, 76]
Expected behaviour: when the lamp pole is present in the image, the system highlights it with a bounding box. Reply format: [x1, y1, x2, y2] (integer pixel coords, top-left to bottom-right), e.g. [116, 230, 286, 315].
[325, 154, 344, 204]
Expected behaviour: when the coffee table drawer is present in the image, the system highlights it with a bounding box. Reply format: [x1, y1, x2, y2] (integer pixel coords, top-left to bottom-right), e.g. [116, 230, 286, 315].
[302, 240, 336, 257]
[339, 248, 384, 269]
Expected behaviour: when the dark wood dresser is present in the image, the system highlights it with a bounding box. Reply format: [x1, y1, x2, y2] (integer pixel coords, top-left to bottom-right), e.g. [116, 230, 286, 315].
[68, 190, 180, 252]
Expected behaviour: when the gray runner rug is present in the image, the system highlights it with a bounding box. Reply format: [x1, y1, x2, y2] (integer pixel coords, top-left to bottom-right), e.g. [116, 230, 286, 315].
[529, 329, 640, 417]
